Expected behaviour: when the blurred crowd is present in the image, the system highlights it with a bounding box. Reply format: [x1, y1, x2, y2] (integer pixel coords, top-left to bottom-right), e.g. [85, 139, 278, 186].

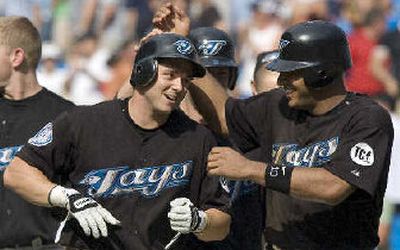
[1, 0, 400, 249]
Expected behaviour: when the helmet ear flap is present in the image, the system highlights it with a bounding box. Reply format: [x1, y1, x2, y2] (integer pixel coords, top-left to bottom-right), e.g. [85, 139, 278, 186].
[130, 58, 158, 87]
[304, 64, 336, 88]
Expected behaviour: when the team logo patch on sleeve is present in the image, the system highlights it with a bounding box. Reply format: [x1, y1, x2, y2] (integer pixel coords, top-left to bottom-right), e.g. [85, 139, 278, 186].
[28, 122, 53, 147]
[350, 142, 374, 166]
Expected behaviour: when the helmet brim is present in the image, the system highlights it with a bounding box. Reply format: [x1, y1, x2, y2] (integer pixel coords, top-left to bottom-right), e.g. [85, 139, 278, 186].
[266, 58, 319, 72]
[200, 56, 238, 68]
[156, 54, 206, 78]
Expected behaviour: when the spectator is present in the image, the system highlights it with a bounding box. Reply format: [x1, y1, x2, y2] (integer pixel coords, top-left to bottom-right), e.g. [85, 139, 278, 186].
[0, 16, 74, 249]
[37, 42, 68, 97]
[346, 8, 399, 99]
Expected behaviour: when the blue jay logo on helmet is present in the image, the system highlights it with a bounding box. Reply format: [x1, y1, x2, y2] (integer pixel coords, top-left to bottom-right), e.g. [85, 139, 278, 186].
[174, 39, 194, 55]
[198, 40, 227, 56]
[279, 39, 290, 52]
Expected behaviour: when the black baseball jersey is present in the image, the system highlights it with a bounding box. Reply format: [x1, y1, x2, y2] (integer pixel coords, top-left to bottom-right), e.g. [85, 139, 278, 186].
[226, 88, 393, 249]
[0, 88, 74, 247]
[17, 98, 230, 250]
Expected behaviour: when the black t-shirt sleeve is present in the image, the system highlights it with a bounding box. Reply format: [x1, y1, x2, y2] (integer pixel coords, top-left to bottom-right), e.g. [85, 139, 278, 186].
[17, 111, 76, 180]
[325, 109, 393, 196]
[197, 131, 231, 214]
[226, 96, 267, 153]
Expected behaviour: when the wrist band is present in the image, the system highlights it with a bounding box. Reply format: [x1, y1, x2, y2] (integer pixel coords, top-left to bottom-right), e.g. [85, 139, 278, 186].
[264, 164, 293, 194]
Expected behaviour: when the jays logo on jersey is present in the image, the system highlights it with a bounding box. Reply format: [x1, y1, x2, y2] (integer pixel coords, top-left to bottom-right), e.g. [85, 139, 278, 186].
[198, 40, 227, 56]
[174, 40, 194, 55]
[272, 137, 339, 167]
[80, 161, 193, 198]
[0, 145, 23, 171]
[28, 122, 53, 147]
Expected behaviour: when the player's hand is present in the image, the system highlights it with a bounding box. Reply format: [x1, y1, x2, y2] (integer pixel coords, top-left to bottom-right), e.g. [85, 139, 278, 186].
[49, 185, 120, 238]
[207, 147, 259, 180]
[167, 197, 208, 234]
[152, 2, 190, 36]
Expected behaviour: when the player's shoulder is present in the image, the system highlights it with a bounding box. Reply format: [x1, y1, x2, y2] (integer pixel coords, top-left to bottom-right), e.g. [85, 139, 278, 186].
[170, 109, 217, 138]
[40, 88, 75, 109]
[228, 88, 284, 108]
[346, 93, 392, 128]
[60, 99, 118, 123]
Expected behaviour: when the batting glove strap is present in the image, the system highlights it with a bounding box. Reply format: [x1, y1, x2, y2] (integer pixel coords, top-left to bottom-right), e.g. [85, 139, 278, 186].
[68, 194, 99, 213]
[48, 185, 79, 208]
[191, 208, 207, 233]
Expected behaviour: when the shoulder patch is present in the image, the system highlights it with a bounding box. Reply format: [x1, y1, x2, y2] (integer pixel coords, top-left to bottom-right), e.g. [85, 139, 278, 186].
[28, 122, 53, 147]
[350, 142, 374, 166]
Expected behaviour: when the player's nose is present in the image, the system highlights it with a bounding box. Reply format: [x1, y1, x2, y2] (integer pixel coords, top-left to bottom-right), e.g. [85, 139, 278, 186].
[171, 77, 185, 92]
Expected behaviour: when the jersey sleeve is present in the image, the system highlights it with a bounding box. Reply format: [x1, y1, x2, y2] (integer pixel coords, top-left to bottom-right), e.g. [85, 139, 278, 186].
[17, 111, 76, 181]
[324, 108, 394, 196]
[196, 131, 231, 214]
[225, 95, 268, 153]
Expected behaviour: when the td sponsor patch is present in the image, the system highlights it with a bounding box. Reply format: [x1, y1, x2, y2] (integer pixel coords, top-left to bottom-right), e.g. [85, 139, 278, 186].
[350, 142, 374, 166]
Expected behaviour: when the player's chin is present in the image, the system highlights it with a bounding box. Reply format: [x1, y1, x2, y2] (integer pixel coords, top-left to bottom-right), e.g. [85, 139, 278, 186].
[158, 102, 178, 113]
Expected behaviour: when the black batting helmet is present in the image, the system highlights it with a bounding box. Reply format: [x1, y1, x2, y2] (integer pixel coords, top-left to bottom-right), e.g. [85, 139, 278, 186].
[130, 33, 206, 87]
[254, 50, 280, 75]
[266, 20, 352, 88]
[189, 27, 238, 90]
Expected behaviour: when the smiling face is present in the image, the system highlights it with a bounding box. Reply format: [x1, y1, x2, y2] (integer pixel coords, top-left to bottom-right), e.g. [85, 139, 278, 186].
[277, 69, 317, 110]
[141, 58, 193, 114]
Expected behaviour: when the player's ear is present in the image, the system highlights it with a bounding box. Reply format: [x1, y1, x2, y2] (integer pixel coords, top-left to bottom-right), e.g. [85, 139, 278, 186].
[250, 80, 258, 96]
[11, 48, 27, 71]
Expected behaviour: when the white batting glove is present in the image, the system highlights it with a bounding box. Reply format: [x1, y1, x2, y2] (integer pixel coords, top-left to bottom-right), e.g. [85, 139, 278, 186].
[48, 185, 120, 239]
[167, 197, 208, 234]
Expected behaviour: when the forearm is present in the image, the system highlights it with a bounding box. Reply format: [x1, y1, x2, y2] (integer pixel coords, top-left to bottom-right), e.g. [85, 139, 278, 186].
[3, 157, 55, 206]
[255, 162, 354, 205]
[289, 167, 355, 205]
[195, 208, 231, 241]
[190, 74, 229, 136]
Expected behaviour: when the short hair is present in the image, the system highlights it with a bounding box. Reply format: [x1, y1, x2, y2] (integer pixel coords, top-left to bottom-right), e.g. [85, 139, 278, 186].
[0, 16, 42, 69]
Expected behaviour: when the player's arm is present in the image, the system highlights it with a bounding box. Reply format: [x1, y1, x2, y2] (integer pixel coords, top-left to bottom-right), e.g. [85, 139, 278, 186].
[4, 157, 55, 206]
[195, 208, 230, 241]
[189, 75, 230, 137]
[168, 198, 231, 241]
[4, 156, 120, 238]
[207, 147, 355, 206]
[370, 45, 399, 98]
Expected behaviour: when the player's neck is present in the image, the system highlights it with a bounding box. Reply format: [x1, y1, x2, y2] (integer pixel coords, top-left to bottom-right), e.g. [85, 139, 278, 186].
[309, 82, 347, 116]
[2, 72, 42, 100]
[128, 96, 170, 129]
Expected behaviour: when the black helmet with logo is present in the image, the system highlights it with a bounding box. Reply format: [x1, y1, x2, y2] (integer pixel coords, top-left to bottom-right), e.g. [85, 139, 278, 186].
[267, 20, 352, 88]
[130, 33, 206, 87]
[189, 27, 238, 90]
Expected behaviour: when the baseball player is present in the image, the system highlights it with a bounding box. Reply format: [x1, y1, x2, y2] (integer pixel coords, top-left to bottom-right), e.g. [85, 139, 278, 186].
[224, 50, 281, 250]
[189, 27, 238, 92]
[251, 50, 280, 95]
[4, 33, 231, 249]
[152, 5, 265, 249]
[189, 20, 393, 250]
[0, 16, 75, 249]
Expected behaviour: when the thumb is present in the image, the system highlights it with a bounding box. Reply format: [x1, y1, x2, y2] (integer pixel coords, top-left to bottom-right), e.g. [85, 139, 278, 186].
[170, 197, 192, 207]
